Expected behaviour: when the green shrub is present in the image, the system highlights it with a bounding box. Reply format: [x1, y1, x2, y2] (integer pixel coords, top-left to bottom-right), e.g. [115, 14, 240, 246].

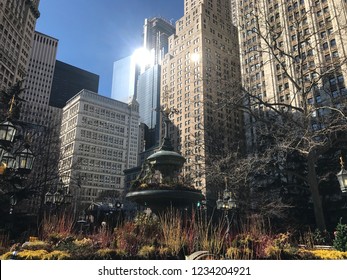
[21, 240, 51, 251]
[295, 249, 319, 260]
[333, 218, 347, 252]
[137, 245, 156, 258]
[310, 249, 347, 260]
[42, 250, 71, 260]
[312, 229, 332, 245]
[17, 249, 48, 260]
[73, 238, 94, 247]
[53, 237, 97, 259]
[95, 248, 127, 259]
[0, 252, 15, 260]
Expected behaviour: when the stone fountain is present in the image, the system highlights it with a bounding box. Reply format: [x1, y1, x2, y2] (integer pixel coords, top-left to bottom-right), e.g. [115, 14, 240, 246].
[125, 107, 204, 212]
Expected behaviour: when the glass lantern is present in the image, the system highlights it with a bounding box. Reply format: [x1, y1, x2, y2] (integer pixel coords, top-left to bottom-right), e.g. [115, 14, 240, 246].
[0, 121, 17, 147]
[16, 148, 35, 174]
[337, 167, 347, 193]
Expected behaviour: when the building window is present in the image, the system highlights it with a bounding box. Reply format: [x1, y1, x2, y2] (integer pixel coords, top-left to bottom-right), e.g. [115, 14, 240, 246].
[330, 39, 336, 47]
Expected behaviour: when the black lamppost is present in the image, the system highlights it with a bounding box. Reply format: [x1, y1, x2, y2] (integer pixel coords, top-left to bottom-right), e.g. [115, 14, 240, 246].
[0, 95, 18, 155]
[216, 177, 238, 211]
[9, 195, 17, 215]
[0, 142, 35, 189]
[44, 179, 73, 207]
[0, 94, 35, 177]
[336, 156, 347, 194]
[0, 120, 17, 173]
[1, 106, 35, 214]
[216, 177, 238, 235]
[77, 211, 87, 235]
[0, 147, 35, 175]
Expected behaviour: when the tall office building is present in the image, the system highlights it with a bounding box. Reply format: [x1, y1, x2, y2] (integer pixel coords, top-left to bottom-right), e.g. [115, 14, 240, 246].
[143, 17, 176, 65]
[160, 0, 244, 197]
[60, 90, 140, 205]
[20, 31, 99, 141]
[111, 55, 139, 102]
[14, 31, 99, 126]
[18, 31, 100, 214]
[12, 31, 60, 216]
[21, 31, 59, 127]
[234, 0, 347, 150]
[50, 60, 99, 109]
[137, 18, 175, 149]
[112, 18, 175, 107]
[136, 65, 161, 148]
[0, 0, 40, 90]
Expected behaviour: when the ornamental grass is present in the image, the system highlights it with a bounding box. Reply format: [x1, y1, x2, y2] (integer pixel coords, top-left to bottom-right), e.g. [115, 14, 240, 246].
[40, 211, 75, 241]
[1, 210, 346, 260]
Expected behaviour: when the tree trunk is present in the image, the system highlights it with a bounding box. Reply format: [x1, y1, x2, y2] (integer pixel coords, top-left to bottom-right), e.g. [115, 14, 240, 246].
[307, 154, 326, 231]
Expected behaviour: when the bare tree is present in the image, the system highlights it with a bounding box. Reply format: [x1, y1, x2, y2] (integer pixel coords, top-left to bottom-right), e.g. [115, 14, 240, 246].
[219, 1, 347, 231]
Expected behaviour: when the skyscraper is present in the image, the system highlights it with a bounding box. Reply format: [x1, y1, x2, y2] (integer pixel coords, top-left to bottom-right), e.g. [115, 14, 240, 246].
[20, 31, 100, 136]
[143, 17, 176, 65]
[233, 0, 347, 150]
[18, 31, 100, 215]
[136, 65, 161, 148]
[21, 31, 59, 127]
[160, 0, 244, 198]
[111, 55, 139, 103]
[20, 32, 100, 126]
[60, 90, 140, 205]
[50, 60, 99, 109]
[14, 31, 60, 216]
[0, 0, 40, 90]
[137, 18, 175, 149]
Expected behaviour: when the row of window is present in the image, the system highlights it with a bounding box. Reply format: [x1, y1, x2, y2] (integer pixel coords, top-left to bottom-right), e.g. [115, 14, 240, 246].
[79, 157, 123, 172]
[81, 173, 122, 184]
[83, 104, 126, 121]
[78, 143, 124, 161]
[81, 116, 125, 135]
[80, 129, 125, 147]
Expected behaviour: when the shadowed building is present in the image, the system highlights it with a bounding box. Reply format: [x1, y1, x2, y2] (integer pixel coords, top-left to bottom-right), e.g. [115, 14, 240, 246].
[160, 0, 244, 198]
[0, 0, 40, 90]
[231, 0, 347, 151]
[50, 60, 99, 109]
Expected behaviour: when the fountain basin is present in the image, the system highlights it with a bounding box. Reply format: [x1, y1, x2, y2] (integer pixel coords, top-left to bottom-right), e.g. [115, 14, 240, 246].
[126, 189, 204, 210]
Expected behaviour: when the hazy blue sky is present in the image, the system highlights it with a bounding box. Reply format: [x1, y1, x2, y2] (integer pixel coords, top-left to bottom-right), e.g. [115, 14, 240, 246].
[35, 0, 183, 98]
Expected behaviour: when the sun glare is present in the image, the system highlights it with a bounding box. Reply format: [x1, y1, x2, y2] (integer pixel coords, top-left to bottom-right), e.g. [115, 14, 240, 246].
[132, 47, 153, 69]
[191, 52, 200, 63]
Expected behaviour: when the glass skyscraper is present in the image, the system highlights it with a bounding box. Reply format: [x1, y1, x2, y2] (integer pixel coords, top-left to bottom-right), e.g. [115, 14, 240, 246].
[136, 65, 161, 148]
[111, 17, 175, 149]
[137, 18, 175, 149]
[111, 55, 139, 103]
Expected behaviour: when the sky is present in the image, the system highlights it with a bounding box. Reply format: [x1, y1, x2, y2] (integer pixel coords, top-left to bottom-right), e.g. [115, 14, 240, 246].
[35, 0, 183, 99]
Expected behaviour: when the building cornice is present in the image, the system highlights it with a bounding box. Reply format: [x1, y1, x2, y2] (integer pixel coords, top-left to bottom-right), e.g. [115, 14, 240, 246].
[26, 0, 40, 19]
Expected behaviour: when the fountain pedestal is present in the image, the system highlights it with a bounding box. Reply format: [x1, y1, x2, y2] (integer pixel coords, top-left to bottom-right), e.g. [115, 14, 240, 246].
[125, 107, 204, 212]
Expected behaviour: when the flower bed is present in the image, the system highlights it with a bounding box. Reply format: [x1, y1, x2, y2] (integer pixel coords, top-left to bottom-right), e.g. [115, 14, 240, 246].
[1, 212, 346, 260]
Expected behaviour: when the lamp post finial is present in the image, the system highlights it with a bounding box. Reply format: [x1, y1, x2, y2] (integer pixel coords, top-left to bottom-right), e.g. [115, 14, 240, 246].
[340, 156, 344, 169]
